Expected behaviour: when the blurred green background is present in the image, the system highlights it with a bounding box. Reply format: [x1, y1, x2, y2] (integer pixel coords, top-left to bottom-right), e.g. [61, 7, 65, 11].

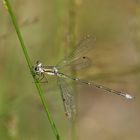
[0, 0, 140, 140]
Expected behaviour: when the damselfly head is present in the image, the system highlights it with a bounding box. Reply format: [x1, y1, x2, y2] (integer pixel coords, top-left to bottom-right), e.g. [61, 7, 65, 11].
[32, 61, 44, 74]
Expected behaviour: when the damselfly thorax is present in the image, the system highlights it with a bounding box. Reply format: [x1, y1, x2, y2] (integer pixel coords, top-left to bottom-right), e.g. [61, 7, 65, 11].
[33, 61, 66, 78]
[33, 61, 58, 75]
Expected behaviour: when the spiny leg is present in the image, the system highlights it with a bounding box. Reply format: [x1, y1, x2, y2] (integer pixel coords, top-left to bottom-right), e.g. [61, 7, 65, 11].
[33, 73, 47, 83]
[38, 73, 48, 83]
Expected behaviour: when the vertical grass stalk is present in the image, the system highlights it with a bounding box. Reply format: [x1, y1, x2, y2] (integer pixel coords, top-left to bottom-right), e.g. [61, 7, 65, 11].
[3, 0, 60, 139]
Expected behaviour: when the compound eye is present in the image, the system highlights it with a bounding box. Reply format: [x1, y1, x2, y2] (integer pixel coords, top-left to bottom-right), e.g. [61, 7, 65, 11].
[34, 67, 38, 71]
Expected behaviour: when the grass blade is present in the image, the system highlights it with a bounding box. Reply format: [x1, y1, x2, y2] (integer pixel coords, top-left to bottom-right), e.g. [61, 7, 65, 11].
[3, 0, 60, 139]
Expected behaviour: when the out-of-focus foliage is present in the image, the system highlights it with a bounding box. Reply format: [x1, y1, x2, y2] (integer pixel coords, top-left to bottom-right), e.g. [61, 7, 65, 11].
[0, 0, 140, 140]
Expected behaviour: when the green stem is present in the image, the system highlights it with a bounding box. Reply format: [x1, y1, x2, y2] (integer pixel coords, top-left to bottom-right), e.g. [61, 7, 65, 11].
[4, 0, 60, 139]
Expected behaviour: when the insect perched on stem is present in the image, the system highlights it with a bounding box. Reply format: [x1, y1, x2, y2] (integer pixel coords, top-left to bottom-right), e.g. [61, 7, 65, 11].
[32, 35, 133, 120]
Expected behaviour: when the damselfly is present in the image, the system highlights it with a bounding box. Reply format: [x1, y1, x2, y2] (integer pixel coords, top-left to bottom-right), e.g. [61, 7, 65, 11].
[32, 35, 133, 120]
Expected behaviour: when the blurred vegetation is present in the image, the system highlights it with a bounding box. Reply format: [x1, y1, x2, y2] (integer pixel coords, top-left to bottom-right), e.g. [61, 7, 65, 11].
[0, 0, 140, 140]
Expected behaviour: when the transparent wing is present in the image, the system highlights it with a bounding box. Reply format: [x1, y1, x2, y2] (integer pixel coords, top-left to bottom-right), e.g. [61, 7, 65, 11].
[57, 77, 76, 120]
[57, 56, 92, 71]
[56, 34, 96, 69]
